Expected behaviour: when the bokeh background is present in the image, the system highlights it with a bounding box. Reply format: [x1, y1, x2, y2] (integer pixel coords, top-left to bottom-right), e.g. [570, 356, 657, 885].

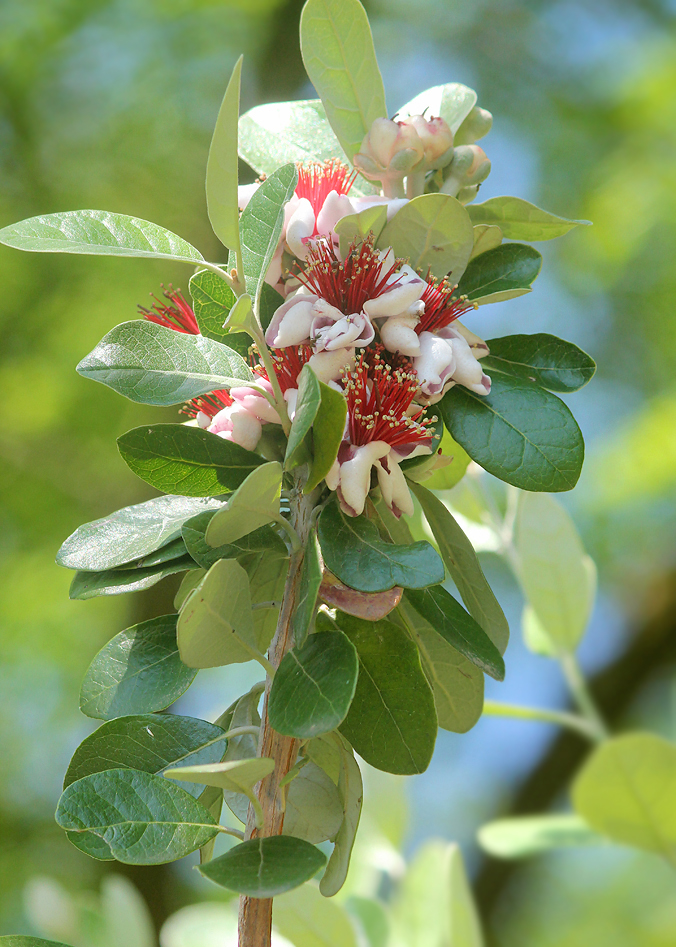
[2, 0, 676, 944]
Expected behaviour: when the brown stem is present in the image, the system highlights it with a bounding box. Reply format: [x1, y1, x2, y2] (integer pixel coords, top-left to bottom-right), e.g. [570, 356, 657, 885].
[237, 484, 315, 947]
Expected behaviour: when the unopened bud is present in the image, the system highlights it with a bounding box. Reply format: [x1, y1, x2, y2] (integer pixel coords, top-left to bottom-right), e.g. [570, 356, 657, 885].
[454, 106, 493, 146]
[399, 114, 454, 170]
[354, 117, 425, 195]
[440, 145, 491, 198]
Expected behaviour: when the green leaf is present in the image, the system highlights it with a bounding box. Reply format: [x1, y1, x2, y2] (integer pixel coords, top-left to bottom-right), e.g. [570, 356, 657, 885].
[320, 735, 363, 897]
[404, 587, 505, 681]
[67, 830, 114, 861]
[318, 499, 445, 593]
[165, 758, 274, 827]
[268, 630, 359, 738]
[515, 492, 596, 653]
[240, 163, 298, 303]
[572, 732, 676, 860]
[292, 531, 323, 647]
[440, 375, 584, 493]
[0, 210, 204, 263]
[305, 379, 348, 493]
[69, 555, 195, 600]
[478, 814, 602, 859]
[56, 769, 220, 864]
[337, 614, 437, 775]
[299, 0, 387, 162]
[76, 321, 253, 406]
[346, 898, 389, 947]
[409, 482, 509, 653]
[396, 83, 478, 134]
[80, 616, 196, 720]
[455, 243, 542, 305]
[64, 714, 228, 790]
[57, 495, 223, 571]
[283, 760, 344, 844]
[188, 269, 245, 349]
[260, 282, 285, 332]
[216, 682, 264, 823]
[199, 836, 326, 897]
[378, 194, 474, 281]
[397, 595, 483, 734]
[285, 365, 322, 467]
[243, 550, 290, 653]
[206, 56, 243, 255]
[482, 333, 596, 393]
[205, 462, 283, 546]
[0, 939, 72, 947]
[422, 428, 472, 491]
[176, 558, 259, 668]
[468, 196, 590, 241]
[470, 224, 503, 260]
[182, 510, 286, 570]
[239, 99, 344, 174]
[274, 885, 358, 947]
[117, 424, 265, 497]
[335, 204, 388, 258]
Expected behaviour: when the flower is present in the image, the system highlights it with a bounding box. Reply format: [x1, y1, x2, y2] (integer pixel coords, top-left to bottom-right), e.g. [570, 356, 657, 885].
[139, 286, 199, 334]
[414, 326, 491, 401]
[441, 144, 491, 200]
[353, 118, 425, 188]
[286, 159, 357, 260]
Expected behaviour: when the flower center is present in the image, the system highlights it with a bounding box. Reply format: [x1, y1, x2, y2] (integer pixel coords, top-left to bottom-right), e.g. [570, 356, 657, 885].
[417, 278, 475, 334]
[295, 159, 357, 212]
[139, 286, 199, 334]
[268, 345, 313, 392]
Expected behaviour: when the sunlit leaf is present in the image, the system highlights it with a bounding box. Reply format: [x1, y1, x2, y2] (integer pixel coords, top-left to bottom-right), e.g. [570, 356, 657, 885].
[395, 83, 478, 133]
[240, 163, 297, 304]
[468, 196, 590, 241]
[205, 462, 283, 546]
[478, 814, 602, 859]
[206, 56, 243, 255]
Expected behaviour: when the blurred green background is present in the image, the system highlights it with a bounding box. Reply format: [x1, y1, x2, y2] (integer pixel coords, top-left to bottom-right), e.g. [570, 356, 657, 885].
[2, 0, 676, 944]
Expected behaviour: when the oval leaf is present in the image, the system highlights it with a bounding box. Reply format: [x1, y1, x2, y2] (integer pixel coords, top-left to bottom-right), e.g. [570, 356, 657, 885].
[183, 510, 286, 570]
[283, 760, 344, 844]
[478, 814, 602, 859]
[440, 374, 584, 493]
[285, 365, 321, 467]
[482, 333, 596, 393]
[198, 836, 326, 897]
[292, 531, 323, 647]
[456, 242, 542, 304]
[188, 269, 248, 356]
[80, 615, 196, 720]
[117, 424, 265, 497]
[240, 163, 298, 303]
[305, 377, 348, 493]
[56, 769, 219, 864]
[0, 210, 203, 263]
[69, 555, 194, 600]
[205, 462, 283, 547]
[468, 196, 590, 241]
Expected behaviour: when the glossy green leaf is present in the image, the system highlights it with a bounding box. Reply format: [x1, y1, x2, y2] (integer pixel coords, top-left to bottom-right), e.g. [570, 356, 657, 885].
[0, 210, 204, 263]
[397, 595, 484, 734]
[117, 423, 265, 497]
[440, 375, 584, 493]
[419, 428, 472, 491]
[409, 482, 509, 653]
[337, 614, 437, 774]
[285, 365, 321, 467]
[76, 320, 252, 406]
[199, 836, 326, 897]
[378, 194, 474, 281]
[320, 735, 363, 897]
[188, 269, 250, 356]
[405, 586, 505, 680]
[305, 378, 348, 493]
[67, 830, 114, 861]
[300, 0, 387, 162]
[57, 495, 223, 571]
[182, 509, 286, 570]
[205, 462, 283, 546]
[69, 555, 194, 600]
[572, 732, 676, 859]
[269, 630, 358, 738]
[482, 333, 596, 393]
[283, 760, 344, 844]
[56, 769, 220, 864]
[206, 56, 242, 255]
[176, 558, 258, 668]
[396, 83, 478, 134]
[274, 884, 358, 947]
[455, 242, 542, 304]
[515, 492, 596, 653]
[292, 531, 323, 647]
[335, 204, 388, 258]
[80, 615, 196, 720]
[318, 499, 444, 593]
[477, 814, 602, 859]
[64, 714, 228, 790]
[468, 196, 590, 241]
[240, 163, 298, 303]
[243, 550, 290, 653]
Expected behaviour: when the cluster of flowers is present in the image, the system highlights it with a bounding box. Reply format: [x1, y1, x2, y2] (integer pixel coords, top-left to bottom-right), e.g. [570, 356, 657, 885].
[143, 130, 492, 518]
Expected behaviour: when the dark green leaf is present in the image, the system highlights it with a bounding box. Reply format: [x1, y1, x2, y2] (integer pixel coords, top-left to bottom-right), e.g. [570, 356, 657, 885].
[337, 615, 437, 775]
[285, 365, 321, 468]
[80, 615, 196, 720]
[269, 631, 358, 738]
[206, 56, 242, 254]
[292, 531, 323, 647]
[456, 243, 542, 304]
[318, 499, 445, 593]
[76, 321, 252, 406]
[66, 830, 114, 861]
[482, 333, 596, 393]
[0, 210, 204, 263]
[305, 380, 348, 492]
[240, 164, 298, 303]
[182, 510, 286, 570]
[440, 375, 584, 492]
[56, 769, 220, 864]
[57, 495, 223, 571]
[69, 555, 194, 600]
[405, 587, 505, 680]
[259, 282, 285, 332]
[64, 714, 228, 791]
[117, 424, 265, 497]
[199, 836, 326, 896]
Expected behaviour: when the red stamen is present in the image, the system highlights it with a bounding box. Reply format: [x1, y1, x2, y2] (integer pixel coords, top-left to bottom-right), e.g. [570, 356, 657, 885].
[140, 286, 199, 334]
[271, 345, 313, 393]
[417, 278, 474, 334]
[182, 388, 233, 420]
[297, 235, 403, 315]
[295, 159, 357, 216]
[341, 350, 433, 450]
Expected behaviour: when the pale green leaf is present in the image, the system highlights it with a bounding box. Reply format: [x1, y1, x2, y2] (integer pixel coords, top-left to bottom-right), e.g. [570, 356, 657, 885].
[468, 196, 590, 241]
[335, 204, 388, 258]
[204, 462, 283, 547]
[320, 735, 363, 897]
[395, 83, 478, 134]
[378, 194, 474, 280]
[477, 814, 602, 859]
[274, 884, 358, 947]
[240, 163, 298, 304]
[206, 56, 243, 254]
[283, 760, 344, 844]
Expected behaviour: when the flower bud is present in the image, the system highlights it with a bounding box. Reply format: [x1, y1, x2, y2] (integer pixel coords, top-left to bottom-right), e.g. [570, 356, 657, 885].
[354, 118, 425, 196]
[440, 145, 491, 198]
[454, 106, 493, 146]
[400, 114, 454, 170]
